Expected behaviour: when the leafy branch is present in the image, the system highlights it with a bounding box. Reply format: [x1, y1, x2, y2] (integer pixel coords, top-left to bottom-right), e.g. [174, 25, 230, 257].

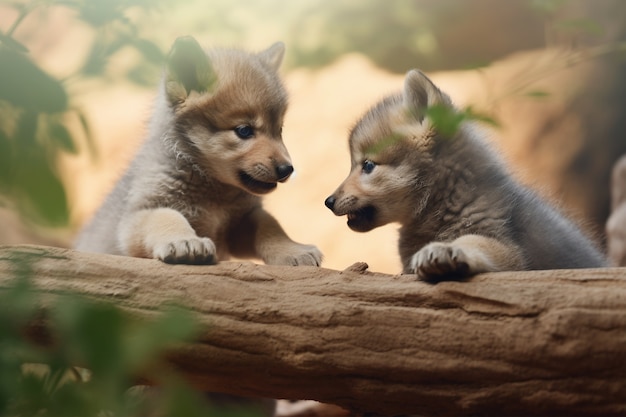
[0, 249, 249, 417]
[0, 0, 167, 227]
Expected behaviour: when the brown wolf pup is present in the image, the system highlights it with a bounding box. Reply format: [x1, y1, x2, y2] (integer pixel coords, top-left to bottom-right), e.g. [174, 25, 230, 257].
[325, 69, 606, 280]
[75, 36, 322, 268]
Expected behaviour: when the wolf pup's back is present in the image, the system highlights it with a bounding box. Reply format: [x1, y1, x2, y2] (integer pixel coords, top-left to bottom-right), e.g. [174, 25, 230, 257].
[76, 36, 321, 267]
[325, 69, 605, 280]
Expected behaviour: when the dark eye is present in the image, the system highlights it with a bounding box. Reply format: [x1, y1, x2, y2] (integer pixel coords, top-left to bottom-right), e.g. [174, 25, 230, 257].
[234, 125, 255, 139]
[362, 159, 376, 174]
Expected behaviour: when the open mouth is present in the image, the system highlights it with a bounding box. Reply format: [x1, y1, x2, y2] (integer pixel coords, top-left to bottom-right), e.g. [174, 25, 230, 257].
[346, 205, 377, 232]
[238, 170, 277, 195]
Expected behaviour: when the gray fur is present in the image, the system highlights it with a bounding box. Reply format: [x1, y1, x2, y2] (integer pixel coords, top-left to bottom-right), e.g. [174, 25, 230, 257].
[76, 37, 321, 267]
[327, 69, 606, 280]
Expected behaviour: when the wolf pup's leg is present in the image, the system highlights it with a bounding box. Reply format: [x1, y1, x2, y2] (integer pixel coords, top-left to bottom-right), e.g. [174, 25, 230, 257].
[253, 208, 322, 266]
[407, 234, 525, 280]
[118, 207, 216, 264]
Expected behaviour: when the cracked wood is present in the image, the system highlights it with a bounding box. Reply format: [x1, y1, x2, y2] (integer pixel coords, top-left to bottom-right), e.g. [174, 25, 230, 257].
[0, 244, 625, 416]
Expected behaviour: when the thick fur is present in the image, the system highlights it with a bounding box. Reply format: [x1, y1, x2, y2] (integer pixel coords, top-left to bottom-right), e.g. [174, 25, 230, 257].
[76, 36, 321, 267]
[325, 69, 606, 280]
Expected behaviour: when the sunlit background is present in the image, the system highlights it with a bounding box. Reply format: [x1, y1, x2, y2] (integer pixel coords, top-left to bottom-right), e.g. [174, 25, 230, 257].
[2, 0, 626, 273]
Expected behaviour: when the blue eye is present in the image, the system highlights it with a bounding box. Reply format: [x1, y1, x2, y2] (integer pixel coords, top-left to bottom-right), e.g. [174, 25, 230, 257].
[234, 125, 254, 139]
[362, 159, 376, 174]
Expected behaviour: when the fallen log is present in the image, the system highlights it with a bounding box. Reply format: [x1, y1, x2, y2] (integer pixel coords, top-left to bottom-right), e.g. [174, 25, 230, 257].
[0, 244, 625, 416]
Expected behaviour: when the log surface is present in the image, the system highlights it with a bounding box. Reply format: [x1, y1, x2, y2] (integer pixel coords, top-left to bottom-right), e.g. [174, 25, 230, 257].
[0, 244, 625, 416]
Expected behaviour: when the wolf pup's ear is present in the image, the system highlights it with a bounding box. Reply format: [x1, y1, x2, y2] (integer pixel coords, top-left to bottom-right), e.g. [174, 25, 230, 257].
[257, 42, 285, 72]
[402, 69, 451, 122]
[165, 36, 216, 104]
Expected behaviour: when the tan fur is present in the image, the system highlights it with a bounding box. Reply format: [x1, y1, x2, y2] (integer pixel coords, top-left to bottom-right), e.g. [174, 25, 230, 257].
[76, 37, 321, 268]
[326, 69, 606, 281]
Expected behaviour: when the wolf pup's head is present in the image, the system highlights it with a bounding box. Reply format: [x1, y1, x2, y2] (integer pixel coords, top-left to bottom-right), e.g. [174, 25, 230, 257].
[325, 70, 453, 232]
[163, 36, 292, 195]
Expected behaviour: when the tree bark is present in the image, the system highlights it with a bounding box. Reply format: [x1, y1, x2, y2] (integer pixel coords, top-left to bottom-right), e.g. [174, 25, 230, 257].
[0, 244, 625, 417]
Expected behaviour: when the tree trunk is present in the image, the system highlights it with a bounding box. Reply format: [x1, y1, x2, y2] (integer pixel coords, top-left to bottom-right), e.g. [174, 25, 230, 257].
[0, 244, 625, 417]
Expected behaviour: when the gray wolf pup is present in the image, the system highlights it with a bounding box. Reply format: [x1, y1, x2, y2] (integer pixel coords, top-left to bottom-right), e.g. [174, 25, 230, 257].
[325, 69, 606, 280]
[76, 36, 322, 267]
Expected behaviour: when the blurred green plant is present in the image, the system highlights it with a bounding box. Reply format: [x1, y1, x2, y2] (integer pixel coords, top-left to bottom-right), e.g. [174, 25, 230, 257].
[531, 0, 606, 45]
[0, 248, 260, 417]
[151, 0, 625, 74]
[0, 0, 169, 227]
[425, 104, 498, 139]
[157, 0, 550, 72]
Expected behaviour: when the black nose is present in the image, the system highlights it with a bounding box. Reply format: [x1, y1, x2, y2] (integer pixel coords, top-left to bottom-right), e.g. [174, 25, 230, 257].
[275, 164, 294, 182]
[324, 196, 336, 210]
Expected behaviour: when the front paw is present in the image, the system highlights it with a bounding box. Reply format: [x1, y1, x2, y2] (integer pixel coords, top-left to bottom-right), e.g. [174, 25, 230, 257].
[153, 237, 217, 265]
[264, 243, 323, 266]
[408, 242, 470, 281]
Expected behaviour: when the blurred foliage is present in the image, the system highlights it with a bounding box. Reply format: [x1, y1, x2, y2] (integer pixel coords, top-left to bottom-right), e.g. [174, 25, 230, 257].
[149, 0, 551, 72]
[148, 0, 620, 73]
[0, 0, 170, 227]
[0, 248, 262, 417]
[0, 0, 618, 230]
[425, 105, 498, 139]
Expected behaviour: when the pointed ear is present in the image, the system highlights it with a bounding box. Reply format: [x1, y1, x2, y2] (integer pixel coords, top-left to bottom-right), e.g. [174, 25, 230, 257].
[165, 36, 216, 104]
[402, 69, 451, 122]
[257, 42, 285, 71]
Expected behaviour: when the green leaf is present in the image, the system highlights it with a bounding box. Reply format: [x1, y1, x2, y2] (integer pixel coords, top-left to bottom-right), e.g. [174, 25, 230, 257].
[126, 305, 199, 367]
[425, 105, 499, 138]
[80, 36, 120, 77]
[74, 107, 98, 159]
[463, 106, 500, 127]
[0, 49, 68, 112]
[0, 32, 29, 53]
[133, 38, 164, 64]
[0, 111, 72, 225]
[524, 90, 550, 99]
[0, 127, 13, 189]
[77, 0, 125, 26]
[0, 273, 37, 334]
[54, 299, 125, 376]
[49, 120, 78, 154]
[13, 148, 69, 226]
[14, 110, 38, 146]
[14, 372, 47, 416]
[162, 381, 219, 417]
[167, 36, 216, 95]
[425, 105, 466, 138]
[127, 61, 161, 87]
[46, 381, 98, 417]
